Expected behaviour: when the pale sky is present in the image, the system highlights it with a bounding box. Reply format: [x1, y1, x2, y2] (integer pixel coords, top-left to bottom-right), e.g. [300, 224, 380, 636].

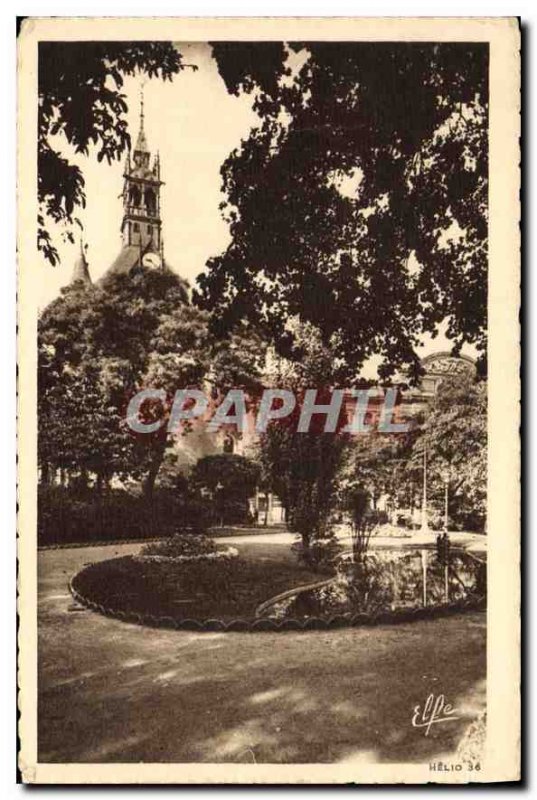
[38, 42, 259, 307]
[38, 41, 477, 368]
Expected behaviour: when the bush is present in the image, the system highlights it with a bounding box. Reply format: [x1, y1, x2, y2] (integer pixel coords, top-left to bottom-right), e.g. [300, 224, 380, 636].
[38, 484, 210, 546]
[370, 510, 389, 526]
[396, 513, 420, 530]
[191, 454, 260, 526]
[212, 497, 253, 526]
[296, 534, 341, 571]
[140, 533, 217, 559]
[190, 453, 259, 526]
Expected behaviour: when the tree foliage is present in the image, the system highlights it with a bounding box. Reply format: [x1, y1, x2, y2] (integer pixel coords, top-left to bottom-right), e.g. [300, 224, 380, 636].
[38, 42, 190, 264]
[341, 374, 487, 531]
[341, 415, 423, 513]
[38, 266, 266, 498]
[197, 42, 488, 381]
[408, 375, 487, 530]
[191, 453, 261, 525]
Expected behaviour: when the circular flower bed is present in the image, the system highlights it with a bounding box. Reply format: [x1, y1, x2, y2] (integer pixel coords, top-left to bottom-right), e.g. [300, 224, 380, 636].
[133, 532, 238, 563]
[70, 540, 485, 632]
[69, 537, 333, 627]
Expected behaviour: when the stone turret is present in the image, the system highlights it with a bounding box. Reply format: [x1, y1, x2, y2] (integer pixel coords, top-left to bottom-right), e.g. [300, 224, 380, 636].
[71, 239, 91, 285]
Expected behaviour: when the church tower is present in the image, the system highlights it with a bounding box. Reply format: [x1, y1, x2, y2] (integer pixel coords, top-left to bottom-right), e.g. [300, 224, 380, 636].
[106, 89, 164, 276]
[121, 91, 163, 258]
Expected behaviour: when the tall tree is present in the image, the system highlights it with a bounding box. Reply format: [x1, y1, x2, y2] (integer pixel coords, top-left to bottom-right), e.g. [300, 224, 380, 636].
[407, 375, 487, 531]
[197, 43, 488, 381]
[38, 42, 192, 264]
[257, 325, 349, 562]
[38, 265, 266, 499]
[340, 421, 422, 520]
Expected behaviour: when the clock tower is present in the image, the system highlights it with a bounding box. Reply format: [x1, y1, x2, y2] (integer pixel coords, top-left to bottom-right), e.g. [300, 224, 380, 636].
[105, 90, 164, 276]
[103, 87, 190, 281]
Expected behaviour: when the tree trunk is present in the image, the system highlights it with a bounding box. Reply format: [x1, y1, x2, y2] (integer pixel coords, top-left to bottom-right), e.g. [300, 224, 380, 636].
[143, 463, 159, 502]
[41, 462, 50, 486]
[143, 441, 167, 503]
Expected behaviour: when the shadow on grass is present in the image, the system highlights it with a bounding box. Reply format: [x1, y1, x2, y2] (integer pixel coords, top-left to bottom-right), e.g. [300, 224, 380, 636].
[39, 611, 486, 765]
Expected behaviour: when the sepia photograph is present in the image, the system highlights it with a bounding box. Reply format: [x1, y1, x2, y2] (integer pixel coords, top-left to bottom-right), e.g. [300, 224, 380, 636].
[17, 16, 520, 784]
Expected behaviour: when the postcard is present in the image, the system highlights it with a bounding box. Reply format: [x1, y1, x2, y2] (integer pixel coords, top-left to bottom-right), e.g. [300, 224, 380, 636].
[17, 16, 520, 784]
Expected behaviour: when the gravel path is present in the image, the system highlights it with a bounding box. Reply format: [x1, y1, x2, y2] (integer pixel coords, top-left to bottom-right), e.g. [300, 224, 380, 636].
[38, 541, 486, 764]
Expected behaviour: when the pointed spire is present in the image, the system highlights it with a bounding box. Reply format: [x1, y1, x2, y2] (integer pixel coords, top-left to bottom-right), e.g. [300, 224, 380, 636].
[134, 83, 148, 153]
[71, 237, 91, 285]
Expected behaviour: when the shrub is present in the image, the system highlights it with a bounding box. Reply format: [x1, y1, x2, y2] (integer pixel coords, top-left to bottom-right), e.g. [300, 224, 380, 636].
[395, 513, 422, 530]
[299, 536, 341, 570]
[38, 484, 210, 545]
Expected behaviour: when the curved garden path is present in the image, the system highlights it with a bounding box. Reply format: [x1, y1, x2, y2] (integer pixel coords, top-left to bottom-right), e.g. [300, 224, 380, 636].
[38, 538, 486, 764]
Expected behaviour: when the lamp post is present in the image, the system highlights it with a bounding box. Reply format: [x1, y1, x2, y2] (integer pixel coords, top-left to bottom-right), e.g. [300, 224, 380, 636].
[420, 439, 429, 535]
[442, 469, 450, 534]
[441, 468, 450, 601]
[386, 457, 407, 527]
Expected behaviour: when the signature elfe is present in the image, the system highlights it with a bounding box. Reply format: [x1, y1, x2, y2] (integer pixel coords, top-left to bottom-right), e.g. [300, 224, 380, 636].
[412, 694, 460, 736]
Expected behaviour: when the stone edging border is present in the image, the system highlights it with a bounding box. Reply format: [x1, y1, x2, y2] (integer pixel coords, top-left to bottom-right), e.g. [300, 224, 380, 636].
[69, 563, 486, 634]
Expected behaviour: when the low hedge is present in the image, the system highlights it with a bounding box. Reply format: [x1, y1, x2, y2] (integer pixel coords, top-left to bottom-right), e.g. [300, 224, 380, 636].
[38, 486, 209, 546]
